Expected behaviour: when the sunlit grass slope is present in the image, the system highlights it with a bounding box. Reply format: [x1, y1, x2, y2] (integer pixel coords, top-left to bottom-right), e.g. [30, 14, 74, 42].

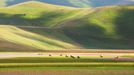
[0, 25, 78, 51]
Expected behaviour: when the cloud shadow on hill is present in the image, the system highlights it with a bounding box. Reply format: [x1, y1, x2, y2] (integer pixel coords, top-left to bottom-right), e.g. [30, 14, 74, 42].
[114, 8, 134, 41]
[0, 11, 66, 26]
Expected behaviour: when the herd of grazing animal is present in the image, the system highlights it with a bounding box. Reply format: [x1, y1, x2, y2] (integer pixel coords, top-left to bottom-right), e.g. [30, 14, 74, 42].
[38, 53, 119, 60]
[50, 54, 81, 59]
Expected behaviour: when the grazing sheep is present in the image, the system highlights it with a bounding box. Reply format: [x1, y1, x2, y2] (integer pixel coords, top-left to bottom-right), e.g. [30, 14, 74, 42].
[60, 54, 62, 56]
[70, 55, 75, 59]
[115, 56, 119, 59]
[100, 55, 103, 58]
[49, 54, 52, 56]
[77, 56, 80, 59]
[65, 55, 68, 57]
[38, 53, 41, 55]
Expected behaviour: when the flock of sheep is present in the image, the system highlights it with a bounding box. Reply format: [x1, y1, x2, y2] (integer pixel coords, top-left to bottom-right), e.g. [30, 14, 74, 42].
[48, 54, 80, 59]
[38, 53, 119, 59]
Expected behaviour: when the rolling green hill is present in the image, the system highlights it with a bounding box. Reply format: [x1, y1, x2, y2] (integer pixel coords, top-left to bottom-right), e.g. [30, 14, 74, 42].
[59, 6, 134, 49]
[0, 1, 82, 51]
[0, 0, 134, 7]
[0, 1, 134, 51]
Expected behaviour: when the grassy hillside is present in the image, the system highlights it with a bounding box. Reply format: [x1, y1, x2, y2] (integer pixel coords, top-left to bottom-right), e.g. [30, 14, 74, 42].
[0, 1, 77, 26]
[0, 1, 134, 51]
[0, 1, 90, 27]
[60, 6, 134, 49]
[0, 25, 78, 51]
[0, 1, 83, 51]
[0, 0, 134, 7]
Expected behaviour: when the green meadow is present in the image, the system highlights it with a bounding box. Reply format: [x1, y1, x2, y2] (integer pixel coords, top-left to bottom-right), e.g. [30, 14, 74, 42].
[0, 55, 133, 68]
[0, 67, 133, 75]
[0, 56, 134, 75]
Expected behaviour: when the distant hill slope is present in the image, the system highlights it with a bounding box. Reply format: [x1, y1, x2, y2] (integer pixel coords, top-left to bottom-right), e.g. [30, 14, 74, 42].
[0, 0, 134, 7]
[0, 1, 89, 27]
[0, 1, 134, 51]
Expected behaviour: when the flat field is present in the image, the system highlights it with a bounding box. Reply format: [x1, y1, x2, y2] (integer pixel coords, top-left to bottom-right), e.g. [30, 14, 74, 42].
[0, 67, 134, 75]
[0, 50, 134, 75]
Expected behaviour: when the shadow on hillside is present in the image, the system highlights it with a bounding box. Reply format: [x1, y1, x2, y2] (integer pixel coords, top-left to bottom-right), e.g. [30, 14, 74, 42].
[115, 9, 134, 42]
[0, 12, 65, 26]
[0, 13, 27, 25]
[61, 19, 114, 49]
[61, 9, 134, 49]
